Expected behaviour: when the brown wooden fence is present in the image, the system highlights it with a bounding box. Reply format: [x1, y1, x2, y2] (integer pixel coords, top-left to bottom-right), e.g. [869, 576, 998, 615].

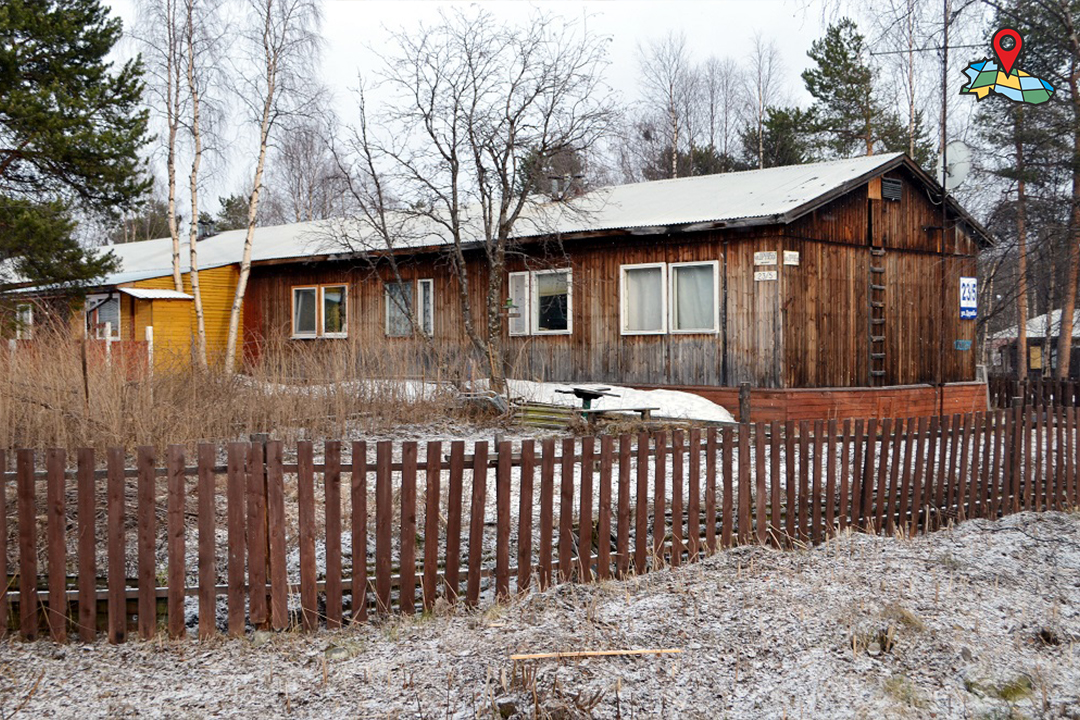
[989, 375, 1080, 409]
[3, 407, 1078, 643]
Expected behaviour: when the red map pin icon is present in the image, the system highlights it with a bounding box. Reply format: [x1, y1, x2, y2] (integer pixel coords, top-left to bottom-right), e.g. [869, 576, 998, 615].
[993, 28, 1023, 75]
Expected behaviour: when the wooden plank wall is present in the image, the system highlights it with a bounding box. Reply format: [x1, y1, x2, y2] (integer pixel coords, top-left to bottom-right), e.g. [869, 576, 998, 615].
[240, 173, 980, 390]
[1, 408, 1073, 641]
[653, 382, 988, 423]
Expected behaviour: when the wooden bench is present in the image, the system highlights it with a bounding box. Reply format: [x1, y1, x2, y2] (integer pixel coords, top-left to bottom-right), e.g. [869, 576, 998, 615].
[579, 406, 660, 422]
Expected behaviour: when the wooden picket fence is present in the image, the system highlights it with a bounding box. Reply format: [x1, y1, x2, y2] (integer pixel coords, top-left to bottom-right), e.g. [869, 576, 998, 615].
[988, 374, 1080, 409]
[2, 406, 1078, 643]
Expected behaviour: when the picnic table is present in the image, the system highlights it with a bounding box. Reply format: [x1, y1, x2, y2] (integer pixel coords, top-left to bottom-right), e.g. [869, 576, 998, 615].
[554, 385, 659, 424]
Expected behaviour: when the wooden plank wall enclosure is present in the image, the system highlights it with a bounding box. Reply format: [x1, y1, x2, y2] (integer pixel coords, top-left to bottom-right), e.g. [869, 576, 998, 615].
[2, 406, 1075, 642]
[241, 167, 979, 391]
[637, 381, 988, 424]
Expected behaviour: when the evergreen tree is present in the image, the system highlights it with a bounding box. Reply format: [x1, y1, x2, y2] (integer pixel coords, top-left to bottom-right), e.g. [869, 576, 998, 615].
[0, 0, 150, 209]
[0, 197, 117, 291]
[216, 194, 252, 231]
[0, 0, 149, 291]
[801, 18, 917, 160]
[739, 106, 814, 169]
[642, 144, 750, 180]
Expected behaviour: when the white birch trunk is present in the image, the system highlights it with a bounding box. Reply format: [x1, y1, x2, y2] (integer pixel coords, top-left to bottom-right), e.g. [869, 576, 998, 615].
[186, 0, 208, 369]
[223, 38, 277, 373]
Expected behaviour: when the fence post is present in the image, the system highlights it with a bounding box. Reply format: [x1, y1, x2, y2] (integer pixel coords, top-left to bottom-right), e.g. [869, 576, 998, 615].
[739, 383, 751, 424]
[104, 322, 112, 368]
[145, 325, 154, 376]
[1011, 397, 1023, 513]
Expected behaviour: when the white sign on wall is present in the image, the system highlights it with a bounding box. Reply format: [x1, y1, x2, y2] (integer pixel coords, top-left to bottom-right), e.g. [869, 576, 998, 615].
[959, 276, 977, 319]
[754, 251, 777, 266]
[754, 270, 778, 282]
[783, 251, 800, 266]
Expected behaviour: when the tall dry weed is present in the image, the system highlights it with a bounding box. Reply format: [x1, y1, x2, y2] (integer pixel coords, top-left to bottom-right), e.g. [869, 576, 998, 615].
[0, 326, 459, 454]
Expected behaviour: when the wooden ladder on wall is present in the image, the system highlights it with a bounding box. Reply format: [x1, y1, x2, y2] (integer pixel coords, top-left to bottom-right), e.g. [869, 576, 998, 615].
[869, 248, 886, 386]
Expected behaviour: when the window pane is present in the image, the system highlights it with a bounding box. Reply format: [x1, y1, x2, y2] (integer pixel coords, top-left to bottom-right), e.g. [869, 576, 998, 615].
[323, 286, 346, 334]
[535, 271, 569, 332]
[293, 288, 317, 335]
[624, 266, 664, 332]
[508, 273, 529, 336]
[386, 282, 414, 337]
[97, 297, 120, 339]
[418, 280, 433, 336]
[672, 264, 715, 331]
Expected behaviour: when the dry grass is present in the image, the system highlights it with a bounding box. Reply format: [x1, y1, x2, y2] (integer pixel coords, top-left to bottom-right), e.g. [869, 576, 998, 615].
[0, 327, 462, 454]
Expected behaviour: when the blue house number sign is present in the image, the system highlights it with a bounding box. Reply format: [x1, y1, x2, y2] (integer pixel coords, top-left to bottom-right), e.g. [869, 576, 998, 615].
[959, 277, 977, 320]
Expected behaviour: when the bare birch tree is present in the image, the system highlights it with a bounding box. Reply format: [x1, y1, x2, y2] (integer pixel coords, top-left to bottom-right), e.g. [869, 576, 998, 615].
[745, 33, 785, 170]
[262, 116, 350, 225]
[701, 56, 744, 159]
[223, 0, 322, 372]
[333, 8, 614, 391]
[637, 32, 694, 178]
[182, 0, 226, 368]
[135, 0, 185, 291]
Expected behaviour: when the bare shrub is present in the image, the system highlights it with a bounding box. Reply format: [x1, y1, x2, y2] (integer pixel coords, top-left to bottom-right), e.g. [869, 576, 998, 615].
[0, 326, 458, 453]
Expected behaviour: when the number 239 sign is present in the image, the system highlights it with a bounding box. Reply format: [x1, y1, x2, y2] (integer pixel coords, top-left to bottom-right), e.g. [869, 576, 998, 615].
[959, 277, 977, 319]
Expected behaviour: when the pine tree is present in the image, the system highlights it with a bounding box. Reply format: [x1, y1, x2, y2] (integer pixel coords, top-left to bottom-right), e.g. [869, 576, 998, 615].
[0, 0, 150, 209]
[0, 0, 149, 290]
[802, 18, 925, 160]
[739, 107, 814, 169]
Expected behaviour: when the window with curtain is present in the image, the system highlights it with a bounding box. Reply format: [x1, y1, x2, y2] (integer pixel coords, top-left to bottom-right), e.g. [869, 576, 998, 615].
[385, 282, 414, 337]
[417, 279, 434, 336]
[621, 264, 665, 334]
[534, 271, 570, 333]
[292, 287, 317, 336]
[671, 262, 717, 332]
[322, 285, 347, 336]
[508, 272, 529, 336]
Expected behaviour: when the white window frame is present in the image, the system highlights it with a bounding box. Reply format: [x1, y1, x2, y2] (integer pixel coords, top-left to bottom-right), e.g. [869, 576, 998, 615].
[15, 303, 32, 340]
[86, 293, 121, 340]
[320, 284, 349, 339]
[669, 260, 720, 334]
[507, 272, 531, 337]
[530, 268, 573, 336]
[417, 278, 434, 336]
[620, 262, 668, 336]
[291, 286, 319, 338]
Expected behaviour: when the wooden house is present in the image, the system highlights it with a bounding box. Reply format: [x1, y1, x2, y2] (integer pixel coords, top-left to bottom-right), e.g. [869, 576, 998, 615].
[31, 153, 991, 421]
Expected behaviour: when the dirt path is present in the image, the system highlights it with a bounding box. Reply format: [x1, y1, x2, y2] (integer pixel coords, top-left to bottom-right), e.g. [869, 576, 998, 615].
[1, 511, 1078, 719]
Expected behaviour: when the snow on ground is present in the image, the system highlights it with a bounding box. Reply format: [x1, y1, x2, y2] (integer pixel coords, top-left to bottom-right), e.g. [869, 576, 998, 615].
[3, 511, 1077, 719]
[247, 375, 737, 424]
[506, 379, 735, 423]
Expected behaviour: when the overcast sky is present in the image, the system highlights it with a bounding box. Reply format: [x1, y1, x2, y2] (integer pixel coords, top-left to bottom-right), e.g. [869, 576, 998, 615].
[102, 0, 996, 219]
[106, 0, 827, 117]
[314, 0, 826, 107]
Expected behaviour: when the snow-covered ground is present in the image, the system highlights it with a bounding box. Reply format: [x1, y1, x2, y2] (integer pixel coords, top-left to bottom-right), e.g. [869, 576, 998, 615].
[249, 376, 737, 424]
[505, 379, 736, 423]
[3, 511, 1077, 718]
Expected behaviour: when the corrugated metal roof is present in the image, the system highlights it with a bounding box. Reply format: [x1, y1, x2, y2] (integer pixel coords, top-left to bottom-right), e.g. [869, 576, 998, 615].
[990, 309, 1080, 340]
[118, 288, 194, 300]
[520, 152, 906, 236]
[86, 153, 962, 289]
